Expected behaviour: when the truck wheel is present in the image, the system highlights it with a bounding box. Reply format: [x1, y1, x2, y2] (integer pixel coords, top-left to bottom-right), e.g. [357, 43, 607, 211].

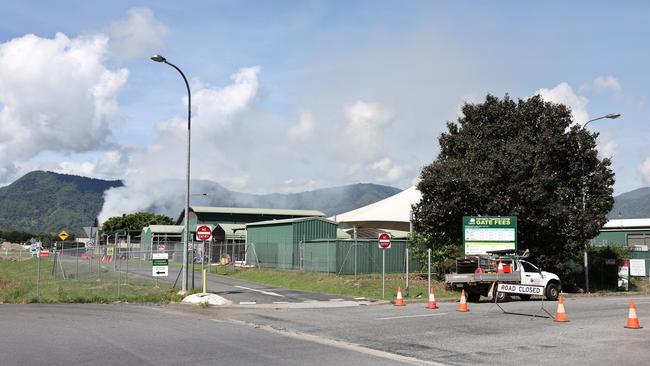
[467, 292, 481, 302]
[492, 286, 508, 302]
[519, 294, 531, 301]
[545, 283, 559, 301]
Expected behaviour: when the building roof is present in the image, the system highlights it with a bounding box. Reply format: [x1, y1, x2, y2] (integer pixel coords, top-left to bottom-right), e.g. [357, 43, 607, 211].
[246, 216, 337, 228]
[603, 218, 650, 229]
[146, 225, 184, 234]
[191, 206, 325, 217]
[333, 186, 421, 231]
[216, 223, 246, 236]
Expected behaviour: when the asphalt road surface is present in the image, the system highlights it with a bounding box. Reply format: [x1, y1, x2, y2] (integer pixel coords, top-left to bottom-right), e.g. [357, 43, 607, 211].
[0, 303, 406, 366]
[119, 260, 366, 305]
[2, 295, 649, 366]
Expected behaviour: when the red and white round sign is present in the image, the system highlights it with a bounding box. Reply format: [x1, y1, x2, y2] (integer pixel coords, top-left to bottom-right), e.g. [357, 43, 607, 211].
[196, 225, 212, 241]
[378, 233, 392, 249]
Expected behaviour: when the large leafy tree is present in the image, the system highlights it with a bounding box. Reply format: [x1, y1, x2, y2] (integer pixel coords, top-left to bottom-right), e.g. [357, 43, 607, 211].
[101, 212, 173, 233]
[413, 95, 615, 276]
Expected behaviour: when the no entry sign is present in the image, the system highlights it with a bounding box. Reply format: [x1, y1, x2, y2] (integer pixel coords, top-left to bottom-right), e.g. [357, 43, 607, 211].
[196, 225, 212, 241]
[378, 233, 392, 249]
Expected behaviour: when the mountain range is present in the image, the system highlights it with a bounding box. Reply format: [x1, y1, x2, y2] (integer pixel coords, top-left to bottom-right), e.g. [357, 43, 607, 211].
[0, 171, 401, 234]
[1, 171, 649, 235]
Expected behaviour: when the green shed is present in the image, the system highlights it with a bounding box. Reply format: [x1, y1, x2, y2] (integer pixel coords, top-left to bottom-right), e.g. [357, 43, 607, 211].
[246, 217, 338, 268]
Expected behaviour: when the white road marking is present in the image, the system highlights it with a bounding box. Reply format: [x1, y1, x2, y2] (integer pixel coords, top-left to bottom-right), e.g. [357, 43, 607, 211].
[617, 301, 650, 305]
[273, 301, 290, 304]
[377, 313, 449, 320]
[354, 297, 366, 300]
[239, 301, 257, 305]
[229, 319, 449, 366]
[303, 300, 318, 303]
[329, 298, 345, 302]
[235, 285, 285, 297]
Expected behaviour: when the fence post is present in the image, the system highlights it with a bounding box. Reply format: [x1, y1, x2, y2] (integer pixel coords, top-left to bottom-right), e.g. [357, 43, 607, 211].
[36, 253, 41, 301]
[427, 248, 431, 292]
[406, 245, 409, 291]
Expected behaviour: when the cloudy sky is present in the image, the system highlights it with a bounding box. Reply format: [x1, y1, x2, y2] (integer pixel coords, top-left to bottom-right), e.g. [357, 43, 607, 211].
[1, 1, 649, 221]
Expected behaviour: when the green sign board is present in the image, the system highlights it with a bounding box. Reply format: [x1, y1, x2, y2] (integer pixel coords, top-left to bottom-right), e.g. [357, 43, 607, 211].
[152, 258, 168, 266]
[462, 216, 517, 255]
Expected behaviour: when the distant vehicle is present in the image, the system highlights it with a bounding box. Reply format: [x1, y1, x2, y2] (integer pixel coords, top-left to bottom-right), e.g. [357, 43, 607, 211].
[29, 242, 43, 257]
[444, 250, 562, 302]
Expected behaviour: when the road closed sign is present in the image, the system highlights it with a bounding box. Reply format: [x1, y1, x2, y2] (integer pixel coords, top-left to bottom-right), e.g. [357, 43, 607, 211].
[196, 225, 212, 241]
[378, 233, 392, 249]
[497, 283, 545, 296]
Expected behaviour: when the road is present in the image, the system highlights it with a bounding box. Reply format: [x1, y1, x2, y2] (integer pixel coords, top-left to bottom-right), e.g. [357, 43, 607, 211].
[0, 304, 402, 366]
[117, 260, 367, 305]
[1, 295, 648, 365]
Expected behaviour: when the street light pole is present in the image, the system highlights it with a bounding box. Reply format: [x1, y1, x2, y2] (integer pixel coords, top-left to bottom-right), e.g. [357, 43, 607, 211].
[581, 113, 620, 293]
[151, 54, 192, 294]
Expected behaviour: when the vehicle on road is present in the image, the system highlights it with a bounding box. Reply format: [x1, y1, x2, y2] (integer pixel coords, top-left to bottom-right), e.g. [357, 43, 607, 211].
[444, 250, 561, 302]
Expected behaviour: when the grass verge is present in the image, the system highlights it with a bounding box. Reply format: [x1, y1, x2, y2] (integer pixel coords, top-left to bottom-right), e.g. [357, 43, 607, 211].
[211, 266, 458, 301]
[0, 256, 184, 304]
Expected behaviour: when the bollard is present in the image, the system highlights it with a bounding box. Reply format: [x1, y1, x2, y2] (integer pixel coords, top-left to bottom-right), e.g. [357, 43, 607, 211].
[202, 269, 207, 293]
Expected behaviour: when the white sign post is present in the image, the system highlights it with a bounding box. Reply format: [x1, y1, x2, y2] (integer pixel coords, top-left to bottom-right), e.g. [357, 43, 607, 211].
[378, 233, 391, 299]
[630, 259, 647, 277]
[152, 253, 169, 277]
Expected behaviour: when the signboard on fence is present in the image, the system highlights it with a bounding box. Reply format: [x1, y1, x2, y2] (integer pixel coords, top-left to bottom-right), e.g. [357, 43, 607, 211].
[463, 216, 517, 255]
[152, 253, 169, 277]
[630, 259, 647, 277]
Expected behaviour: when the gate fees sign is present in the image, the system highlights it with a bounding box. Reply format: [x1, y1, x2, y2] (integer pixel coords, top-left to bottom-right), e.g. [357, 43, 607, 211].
[378, 233, 392, 249]
[497, 283, 544, 296]
[196, 225, 212, 241]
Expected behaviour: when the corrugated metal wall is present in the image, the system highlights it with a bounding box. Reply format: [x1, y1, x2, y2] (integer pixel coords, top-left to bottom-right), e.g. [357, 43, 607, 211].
[303, 239, 419, 274]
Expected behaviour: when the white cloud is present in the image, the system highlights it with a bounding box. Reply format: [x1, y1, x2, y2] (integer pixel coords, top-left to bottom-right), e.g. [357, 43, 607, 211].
[593, 76, 622, 95]
[639, 158, 650, 186]
[288, 112, 315, 141]
[0, 32, 128, 182]
[537, 82, 589, 125]
[192, 66, 260, 129]
[98, 66, 261, 222]
[56, 161, 96, 177]
[371, 158, 412, 184]
[343, 101, 393, 160]
[109, 7, 168, 59]
[596, 131, 618, 159]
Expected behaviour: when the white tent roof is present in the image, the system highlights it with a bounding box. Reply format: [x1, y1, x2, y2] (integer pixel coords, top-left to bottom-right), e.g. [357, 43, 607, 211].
[333, 186, 422, 231]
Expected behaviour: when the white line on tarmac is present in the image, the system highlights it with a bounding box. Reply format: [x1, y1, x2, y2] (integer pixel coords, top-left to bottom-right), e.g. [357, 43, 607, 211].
[377, 313, 449, 320]
[239, 301, 257, 305]
[605, 297, 650, 301]
[229, 318, 449, 366]
[617, 301, 650, 305]
[329, 298, 345, 302]
[235, 285, 285, 297]
[273, 301, 290, 304]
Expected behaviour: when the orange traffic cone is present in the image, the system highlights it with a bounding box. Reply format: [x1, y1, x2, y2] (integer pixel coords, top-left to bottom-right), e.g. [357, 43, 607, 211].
[457, 289, 469, 312]
[554, 295, 569, 322]
[624, 299, 642, 329]
[497, 260, 505, 274]
[394, 287, 405, 306]
[426, 288, 438, 309]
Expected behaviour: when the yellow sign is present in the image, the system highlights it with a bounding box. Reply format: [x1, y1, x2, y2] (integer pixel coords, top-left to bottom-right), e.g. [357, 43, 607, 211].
[58, 230, 69, 241]
[107, 247, 114, 256]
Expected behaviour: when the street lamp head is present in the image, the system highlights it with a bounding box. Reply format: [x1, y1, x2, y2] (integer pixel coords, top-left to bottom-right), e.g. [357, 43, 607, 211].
[605, 113, 621, 119]
[150, 54, 166, 63]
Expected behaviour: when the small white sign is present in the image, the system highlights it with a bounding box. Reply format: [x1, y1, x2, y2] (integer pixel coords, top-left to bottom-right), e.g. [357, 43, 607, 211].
[497, 283, 545, 296]
[630, 259, 647, 277]
[632, 245, 648, 252]
[152, 253, 169, 277]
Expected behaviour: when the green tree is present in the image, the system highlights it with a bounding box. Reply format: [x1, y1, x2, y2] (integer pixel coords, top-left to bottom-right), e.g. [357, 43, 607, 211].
[101, 212, 173, 233]
[413, 94, 615, 279]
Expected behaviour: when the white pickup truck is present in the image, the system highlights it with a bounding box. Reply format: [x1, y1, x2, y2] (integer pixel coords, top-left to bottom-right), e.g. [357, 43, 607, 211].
[444, 252, 562, 302]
